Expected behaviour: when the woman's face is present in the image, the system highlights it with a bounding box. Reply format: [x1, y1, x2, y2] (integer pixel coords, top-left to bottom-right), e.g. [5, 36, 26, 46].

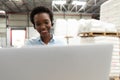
[34, 13, 52, 37]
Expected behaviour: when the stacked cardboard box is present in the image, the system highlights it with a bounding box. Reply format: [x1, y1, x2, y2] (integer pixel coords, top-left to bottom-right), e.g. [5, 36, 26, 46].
[100, 0, 120, 28]
[100, 0, 120, 77]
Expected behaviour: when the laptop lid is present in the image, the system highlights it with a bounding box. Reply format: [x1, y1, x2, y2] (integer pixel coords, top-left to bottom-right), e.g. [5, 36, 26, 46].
[0, 44, 113, 80]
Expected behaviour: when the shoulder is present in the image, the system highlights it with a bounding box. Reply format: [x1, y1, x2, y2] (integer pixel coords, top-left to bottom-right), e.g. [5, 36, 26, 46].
[24, 37, 40, 46]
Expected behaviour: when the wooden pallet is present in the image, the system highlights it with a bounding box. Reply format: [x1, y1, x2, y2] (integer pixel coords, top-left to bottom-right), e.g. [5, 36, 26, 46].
[110, 76, 120, 80]
[78, 32, 120, 37]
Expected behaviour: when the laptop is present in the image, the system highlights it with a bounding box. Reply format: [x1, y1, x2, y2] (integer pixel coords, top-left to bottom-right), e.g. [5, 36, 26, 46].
[0, 43, 113, 80]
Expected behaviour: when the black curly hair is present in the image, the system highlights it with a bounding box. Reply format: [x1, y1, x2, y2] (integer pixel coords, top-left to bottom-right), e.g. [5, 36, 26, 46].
[30, 6, 53, 28]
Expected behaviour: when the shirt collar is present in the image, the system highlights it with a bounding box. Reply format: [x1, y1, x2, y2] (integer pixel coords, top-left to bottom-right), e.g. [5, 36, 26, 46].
[37, 34, 55, 44]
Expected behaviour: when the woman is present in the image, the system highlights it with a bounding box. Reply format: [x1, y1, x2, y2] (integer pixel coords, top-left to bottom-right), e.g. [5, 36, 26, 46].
[24, 6, 66, 46]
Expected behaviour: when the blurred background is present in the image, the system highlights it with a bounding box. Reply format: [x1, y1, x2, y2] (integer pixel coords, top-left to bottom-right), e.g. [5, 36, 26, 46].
[0, 0, 119, 79]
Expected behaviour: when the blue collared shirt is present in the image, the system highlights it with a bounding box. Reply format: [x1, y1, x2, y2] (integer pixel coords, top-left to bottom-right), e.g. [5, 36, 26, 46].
[24, 35, 66, 46]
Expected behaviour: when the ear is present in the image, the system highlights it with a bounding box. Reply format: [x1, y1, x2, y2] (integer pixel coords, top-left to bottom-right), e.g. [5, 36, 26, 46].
[52, 22, 54, 26]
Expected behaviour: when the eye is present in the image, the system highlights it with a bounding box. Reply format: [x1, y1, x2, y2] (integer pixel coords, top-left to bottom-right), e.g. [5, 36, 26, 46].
[35, 23, 41, 26]
[45, 21, 49, 24]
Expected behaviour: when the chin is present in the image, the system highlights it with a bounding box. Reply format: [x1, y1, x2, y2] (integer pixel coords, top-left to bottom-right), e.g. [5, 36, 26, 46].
[41, 33, 50, 37]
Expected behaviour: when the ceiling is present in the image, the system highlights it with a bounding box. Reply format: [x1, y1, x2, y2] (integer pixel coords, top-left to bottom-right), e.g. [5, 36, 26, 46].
[0, 0, 108, 14]
[0, 0, 52, 13]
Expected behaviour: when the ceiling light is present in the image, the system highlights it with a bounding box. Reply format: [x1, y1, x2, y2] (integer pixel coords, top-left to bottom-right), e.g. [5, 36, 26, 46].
[9, 0, 22, 2]
[0, 10, 5, 14]
[72, 1, 86, 5]
[52, 1, 66, 5]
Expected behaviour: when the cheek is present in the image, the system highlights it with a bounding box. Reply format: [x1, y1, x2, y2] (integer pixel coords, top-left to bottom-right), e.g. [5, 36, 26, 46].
[35, 27, 41, 32]
[46, 24, 52, 29]
[48, 25, 51, 28]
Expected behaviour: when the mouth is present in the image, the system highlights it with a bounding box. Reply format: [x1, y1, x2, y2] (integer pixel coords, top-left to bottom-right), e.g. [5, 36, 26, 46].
[40, 29, 48, 34]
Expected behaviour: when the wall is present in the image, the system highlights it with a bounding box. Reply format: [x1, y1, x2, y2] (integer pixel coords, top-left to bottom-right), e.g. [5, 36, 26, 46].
[8, 13, 28, 27]
[54, 13, 91, 20]
[0, 16, 6, 47]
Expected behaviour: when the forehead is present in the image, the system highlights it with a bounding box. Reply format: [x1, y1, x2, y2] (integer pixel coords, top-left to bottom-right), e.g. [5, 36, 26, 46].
[34, 13, 50, 20]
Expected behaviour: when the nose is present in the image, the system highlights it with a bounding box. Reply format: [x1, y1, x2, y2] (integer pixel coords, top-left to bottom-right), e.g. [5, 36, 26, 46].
[40, 24, 46, 28]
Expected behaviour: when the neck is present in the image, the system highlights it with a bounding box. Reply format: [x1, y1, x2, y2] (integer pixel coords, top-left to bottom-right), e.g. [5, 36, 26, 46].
[41, 34, 52, 44]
